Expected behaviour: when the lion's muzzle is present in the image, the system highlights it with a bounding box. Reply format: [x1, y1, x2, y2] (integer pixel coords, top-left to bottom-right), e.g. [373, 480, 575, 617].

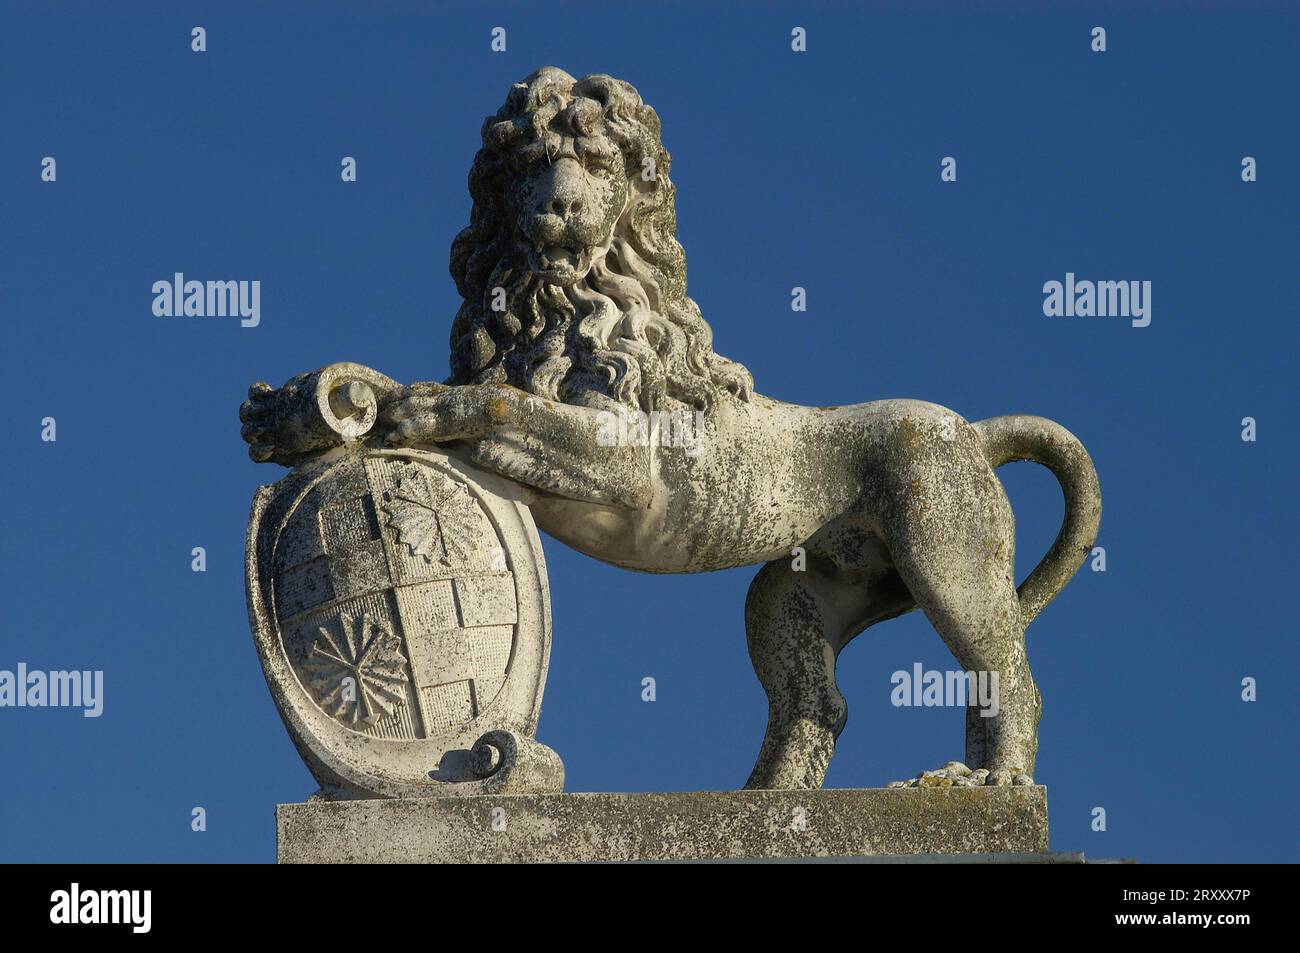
[515, 154, 620, 285]
[526, 241, 594, 284]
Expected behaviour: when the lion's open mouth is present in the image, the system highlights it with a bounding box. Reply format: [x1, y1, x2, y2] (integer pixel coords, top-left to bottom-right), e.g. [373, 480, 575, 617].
[527, 241, 593, 283]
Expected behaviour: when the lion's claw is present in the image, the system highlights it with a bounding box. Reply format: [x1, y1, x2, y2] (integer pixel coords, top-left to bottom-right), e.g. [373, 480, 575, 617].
[988, 767, 1035, 787]
[240, 382, 275, 421]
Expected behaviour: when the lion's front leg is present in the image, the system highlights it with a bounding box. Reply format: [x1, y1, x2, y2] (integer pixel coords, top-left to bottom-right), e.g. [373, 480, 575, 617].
[379, 383, 654, 510]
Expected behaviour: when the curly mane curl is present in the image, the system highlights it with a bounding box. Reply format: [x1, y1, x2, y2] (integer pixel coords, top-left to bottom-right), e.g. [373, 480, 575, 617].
[447, 67, 753, 412]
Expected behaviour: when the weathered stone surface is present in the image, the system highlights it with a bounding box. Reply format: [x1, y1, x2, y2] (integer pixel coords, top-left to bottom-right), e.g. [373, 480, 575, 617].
[277, 786, 1049, 864]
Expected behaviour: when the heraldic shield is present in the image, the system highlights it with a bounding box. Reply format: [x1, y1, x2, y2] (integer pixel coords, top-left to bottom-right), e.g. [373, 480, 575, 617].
[246, 404, 565, 799]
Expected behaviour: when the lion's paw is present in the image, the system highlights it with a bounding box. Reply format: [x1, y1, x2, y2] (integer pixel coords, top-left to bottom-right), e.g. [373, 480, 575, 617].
[888, 761, 1032, 788]
[887, 761, 984, 789]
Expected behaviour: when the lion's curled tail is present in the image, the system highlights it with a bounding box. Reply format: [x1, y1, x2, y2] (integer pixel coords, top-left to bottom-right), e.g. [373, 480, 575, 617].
[972, 415, 1102, 627]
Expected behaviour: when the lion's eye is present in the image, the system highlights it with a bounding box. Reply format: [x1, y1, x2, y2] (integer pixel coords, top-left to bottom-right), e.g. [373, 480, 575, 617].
[576, 144, 617, 174]
[514, 140, 559, 171]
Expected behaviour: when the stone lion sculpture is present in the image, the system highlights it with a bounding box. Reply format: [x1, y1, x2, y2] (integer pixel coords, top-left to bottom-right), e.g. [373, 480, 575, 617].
[241, 67, 1101, 791]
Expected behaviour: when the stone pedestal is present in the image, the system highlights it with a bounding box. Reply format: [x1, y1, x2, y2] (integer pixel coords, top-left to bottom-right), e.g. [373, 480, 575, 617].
[277, 785, 1049, 863]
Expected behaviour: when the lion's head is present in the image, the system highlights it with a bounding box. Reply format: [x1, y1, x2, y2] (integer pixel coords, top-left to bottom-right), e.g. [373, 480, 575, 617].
[448, 67, 753, 412]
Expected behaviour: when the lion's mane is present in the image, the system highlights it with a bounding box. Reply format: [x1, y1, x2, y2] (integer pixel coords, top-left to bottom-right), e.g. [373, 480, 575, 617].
[447, 67, 753, 412]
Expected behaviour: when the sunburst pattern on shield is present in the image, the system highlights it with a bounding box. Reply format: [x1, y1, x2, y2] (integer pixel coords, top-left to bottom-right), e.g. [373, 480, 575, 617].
[304, 612, 409, 725]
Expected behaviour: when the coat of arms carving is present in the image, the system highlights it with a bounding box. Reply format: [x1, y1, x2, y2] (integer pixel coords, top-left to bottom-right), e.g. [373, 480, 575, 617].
[244, 365, 563, 798]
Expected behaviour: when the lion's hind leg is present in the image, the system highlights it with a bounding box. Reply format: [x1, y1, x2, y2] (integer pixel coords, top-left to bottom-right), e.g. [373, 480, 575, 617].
[743, 556, 912, 790]
[879, 427, 1040, 787]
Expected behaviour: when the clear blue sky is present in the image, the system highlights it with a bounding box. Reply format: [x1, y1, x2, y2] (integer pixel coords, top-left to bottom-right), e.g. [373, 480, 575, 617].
[2, 1, 1296, 863]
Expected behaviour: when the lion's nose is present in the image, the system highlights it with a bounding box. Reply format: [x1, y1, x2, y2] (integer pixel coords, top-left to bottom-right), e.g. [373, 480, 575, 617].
[547, 195, 584, 217]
